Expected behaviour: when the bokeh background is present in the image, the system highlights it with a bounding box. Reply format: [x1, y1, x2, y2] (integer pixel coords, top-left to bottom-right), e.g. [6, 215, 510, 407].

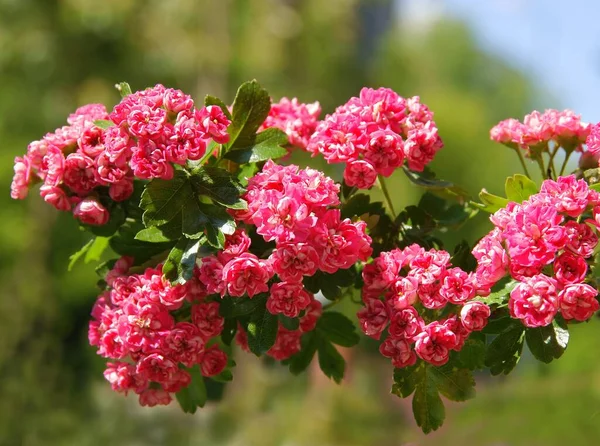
[2, 0, 600, 445]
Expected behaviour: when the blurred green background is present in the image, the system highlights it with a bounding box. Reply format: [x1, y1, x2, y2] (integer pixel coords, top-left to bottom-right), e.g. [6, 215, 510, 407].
[2, 0, 600, 445]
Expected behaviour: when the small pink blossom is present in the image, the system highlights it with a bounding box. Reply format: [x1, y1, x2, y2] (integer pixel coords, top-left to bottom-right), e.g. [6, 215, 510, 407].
[343, 160, 378, 189]
[266, 282, 312, 318]
[559, 283, 599, 322]
[509, 274, 559, 327]
[379, 337, 417, 368]
[200, 345, 228, 377]
[222, 253, 272, 298]
[196, 105, 231, 144]
[73, 198, 110, 226]
[414, 321, 457, 366]
[460, 301, 491, 331]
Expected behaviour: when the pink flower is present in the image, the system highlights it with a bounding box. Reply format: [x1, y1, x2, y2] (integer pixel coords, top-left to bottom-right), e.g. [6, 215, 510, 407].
[586, 123, 600, 155]
[385, 276, 419, 310]
[198, 256, 225, 295]
[509, 274, 559, 327]
[539, 175, 591, 218]
[363, 129, 404, 176]
[559, 283, 599, 322]
[267, 326, 302, 360]
[139, 388, 172, 407]
[343, 160, 377, 189]
[388, 306, 423, 341]
[11, 156, 32, 199]
[136, 353, 179, 382]
[472, 229, 509, 289]
[266, 282, 312, 318]
[460, 301, 491, 331]
[554, 252, 588, 286]
[78, 125, 106, 158]
[196, 105, 231, 144]
[270, 243, 319, 283]
[104, 362, 148, 395]
[200, 345, 228, 377]
[161, 322, 205, 367]
[73, 198, 110, 226]
[299, 298, 322, 332]
[379, 337, 417, 368]
[490, 118, 527, 146]
[191, 302, 224, 340]
[109, 179, 134, 202]
[218, 229, 252, 263]
[68, 103, 109, 126]
[261, 97, 321, 149]
[163, 88, 194, 113]
[63, 153, 100, 195]
[357, 298, 389, 340]
[563, 221, 598, 258]
[130, 139, 173, 180]
[439, 268, 477, 305]
[41, 146, 65, 187]
[40, 185, 71, 211]
[408, 249, 450, 285]
[222, 253, 272, 298]
[414, 321, 457, 366]
[127, 105, 167, 138]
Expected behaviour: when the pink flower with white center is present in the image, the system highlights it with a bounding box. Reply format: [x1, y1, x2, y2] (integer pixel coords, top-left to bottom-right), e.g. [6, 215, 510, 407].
[363, 129, 404, 175]
[379, 337, 417, 368]
[104, 362, 148, 395]
[418, 282, 447, 310]
[522, 110, 554, 146]
[385, 276, 419, 311]
[96, 153, 129, 185]
[267, 326, 302, 360]
[130, 139, 173, 180]
[299, 298, 322, 332]
[217, 229, 252, 264]
[361, 87, 407, 131]
[40, 185, 71, 211]
[414, 321, 458, 366]
[490, 202, 520, 231]
[73, 198, 110, 226]
[10, 156, 32, 200]
[166, 112, 206, 163]
[554, 252, 588, 286]
[559, 284, 599, 322]
[490, 118, 527, 146]
[136, 353, 179, 382]
[63, 153, 99, 195]
[408, 249, 450, 285]
[109, 179, 134, 202]
[460, 301, 491, 331]
[270, 243, 319, 283]
[110, 274, 142, 306]
[196, 105, 231, 144]
[362, 251, 403, 295]
[103, 125, 132, 166]
[198, 256, 225, 295]
[563, 221, 598, 258]
[343, 160, 377, 189]
[403, 121, 443, 172]
[357, 298, 389, 340]
[509, 274, 559, 327]
[200, 345, 228, 377]
[439, 267, 477, 305]
[161, 322, 205, 368]
[127, 104, 167, 138]
[388, 306, 423, 341]
[298, 167, 340, 207]
[191, 302, 224, 340]
[78, 125, 106, 158]
[586, 123, 600, 155]
[120, 300, 174, 351]
[254, 195, 315, 243]
[139, 388, 172, 407]
[163, 88, 194, 113]
[539, 175, 591, 218]
[472, 228, 509, 288]
[222, 253, 273, 298]
[267, 282, 312, 318]
[40, 146, 65, 187]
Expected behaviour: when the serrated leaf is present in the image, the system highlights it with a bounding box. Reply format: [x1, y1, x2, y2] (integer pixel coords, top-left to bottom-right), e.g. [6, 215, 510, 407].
[110, 221, 174, 265]
[456, 333, 486, 369]
[204, 95, 232, 120]
[431, 364, 476, 402]
[412, 369, 445, 434]
[93, 119, 114, 129]
[227, 80, 271, 149]
[391, 365, 419, 398]
[505, 174, 537, 203]
[589, 183, 600, 192]
[68, 239, 94, 271]
[246, 307, 278, 356]
[484, 324, 525, 375]
[279, 314, 300, 331]
[188, 166, 246, 209]
[224, 128, 288, 164]
[163, 238, 200, 284]
[471, 189, 510, 213]
[317, 339, 345, 384]
[219, 295, 268, 318]
[135, 224, 180, 243]
[475, 278, 516, 306]
[403, 166, 454, 189]
[289, 331, 319, 375]
[115, 81, 132, 98]
[316, 312, 360, 347]
[140, 170, 197, 228]
[525, 318, 569, 363]
[341, 193, 371, 219]
[176, 367, 207, 414]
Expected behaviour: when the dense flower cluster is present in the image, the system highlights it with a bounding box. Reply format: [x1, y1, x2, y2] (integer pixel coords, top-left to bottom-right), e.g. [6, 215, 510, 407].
[473, 175, 600, 327]
[490, 109, 591, 157]
[11, 85, 230, 225]
[357, 244, 490, 368]
[307, 87, 443, 189]
[90, 257, 228, 407]
[261, 97, 321, 149]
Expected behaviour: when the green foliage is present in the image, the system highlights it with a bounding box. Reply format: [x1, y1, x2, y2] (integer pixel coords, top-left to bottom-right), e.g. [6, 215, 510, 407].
[68, 236, 109, 271]
[504, 174, 538, 202]
[204, 95, 232, 119]
[317, 338, 345, 384]
[525, 318, 569, 364]
[176, 367, 207, 414]
[226, 80, 272, 149]
[303, 268, 357, 301]
[472, 188, 510, 213]
[316, 312, 360, 348]
[288, 331, 319, 375]
[224, 127, 289, 163]
[485, 322, 526, 375]
[245, 306, 279, 356]
[92, 119, 114, 129]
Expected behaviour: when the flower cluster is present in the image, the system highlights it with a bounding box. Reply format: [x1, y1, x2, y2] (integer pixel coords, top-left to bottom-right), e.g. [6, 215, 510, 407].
[490, 109, 591, 157]
[473, 175, 600, 327]
[358, 244, 490, 368]
[261, 97, 321, 149]
[11, 85, 231, 226]
[89, 257, 228, 407]
[307, 87, 443, 189]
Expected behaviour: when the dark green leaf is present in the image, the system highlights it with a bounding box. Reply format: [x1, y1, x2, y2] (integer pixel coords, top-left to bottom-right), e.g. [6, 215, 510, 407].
[219, 295, 268, 318]
[391, 365, 419, 398]
[188, 166, 246, 209]
[204, 95, 232, 120]
[110, 221, 174, 265]
[93, 119, 114, 129]
[341, 193, 371, 219]
[431, 364, 476, 402]
[246, 307, 278, 356]
[84, 236, 109, 263]
[84, 204, 126, 237]
[227, 80, 271, 149]
[209, 369, 234, 383]
[163, 238, 200, 284]
[279, 314, 300, 331]
[403, 166, 454, 189]
[176, 366, 207, 414]
[525, 318, 569, 363]
[135, 221, 181, 243]
[140, 170, 197, 227]
[317, 312, 360, 347]
[221, 318, 237, 346]
[289, 331, 319, 375]
[68, 238, 94, 271]
[505, 174, 537, 203]
[451, 240, 477, 272]
[224, 128, 288, 164]
[456, 332, 486, 370]
[475, 278, 517, 306]
[412, 369, 445, 434]
[317, 339, 345, 384]
[485, 324, 525, 375]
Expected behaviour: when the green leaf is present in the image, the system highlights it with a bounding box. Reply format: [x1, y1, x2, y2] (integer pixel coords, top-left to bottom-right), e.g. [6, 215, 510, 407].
[115, 81, 132, 98]
[176, 367, 207, 414]
[430, 364, 476, 402]
[456, 333, 486, 370]
[85, 236, 109, 263]
[140, 170, 197, 228]
[135, 223, 180, 243]
[403, 166, 454, 189]
[246, 307, 278, 356]
[93, 119, 114, 129]
[317, 339, 345, 384]
[341, 193, 371, 219]
[209, 369, 234, 383]
[475, 278, 517, 306]
[204, 95, 232, 120]
[219, 295, 268, 318]
[188, 166, 246, 209]
[412, 368, 446, 434]
[289, 331, 319, 375]
[316, 312, 360, 347]
[391, 365, 420, 398]
[484, 324, 525, 375]
[525, 318, 569, 363]
[84, 204, 126, 237]
[505, 174, 537, 203]
[221, 318, 237, 346]
[471, 189, 510, 213]
[68, 239, 94, 271]
[224, 128, 288, 164]
[227, 80, 271, 149]
[589, 182, 600, 192]
[163, 238, 200, 284]
[110, 221, 174, 265]
[279, 314, 300, 331]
